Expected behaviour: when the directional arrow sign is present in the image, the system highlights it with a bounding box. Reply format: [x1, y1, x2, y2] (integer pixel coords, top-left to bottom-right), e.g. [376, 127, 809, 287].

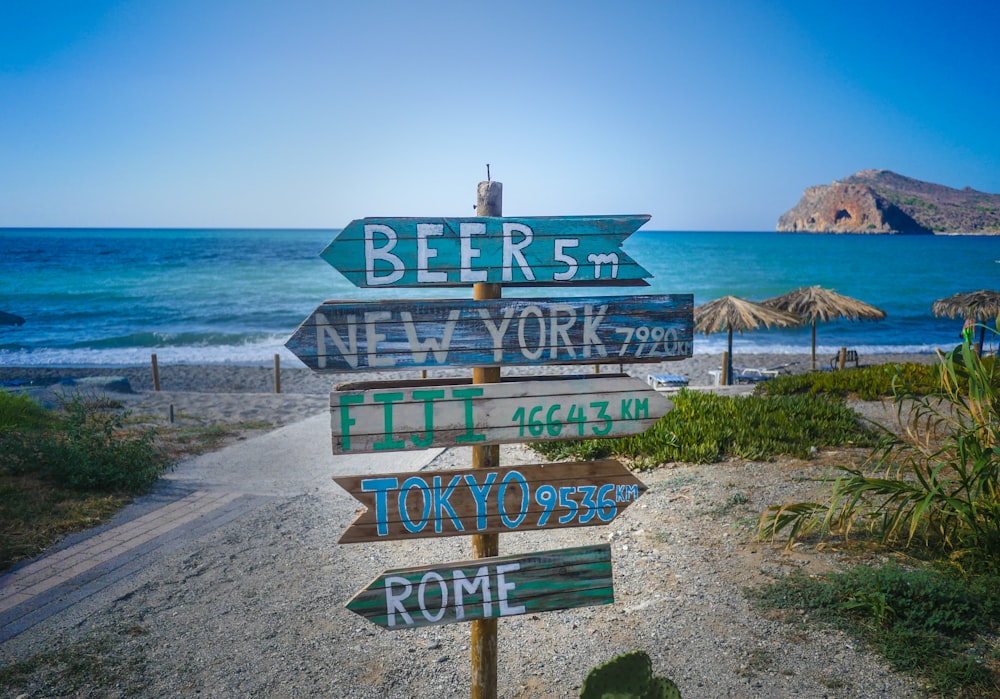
[321, 215, 651, 288]
[285, 294, 693, 373]
[330, 374, 672, 454]
[334, 459, 646, 543]
[345, 544, 613, 629]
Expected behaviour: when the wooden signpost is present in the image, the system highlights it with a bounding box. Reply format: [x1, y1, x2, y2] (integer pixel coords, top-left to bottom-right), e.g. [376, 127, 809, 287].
[345, 544, 613, 630]
[320, 215, 651, 287]
[288, 179, 690, 699]
[285, 294, 693, 373]
[329, 374, 672, 454]
[334, 460, 646, 543]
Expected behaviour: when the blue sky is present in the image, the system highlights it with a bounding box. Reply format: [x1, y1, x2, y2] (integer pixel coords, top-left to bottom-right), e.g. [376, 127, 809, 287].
[2, 1, 998, 230]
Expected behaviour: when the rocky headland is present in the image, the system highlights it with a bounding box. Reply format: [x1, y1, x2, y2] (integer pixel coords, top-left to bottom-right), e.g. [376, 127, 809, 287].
[777, 169, 1000, 234]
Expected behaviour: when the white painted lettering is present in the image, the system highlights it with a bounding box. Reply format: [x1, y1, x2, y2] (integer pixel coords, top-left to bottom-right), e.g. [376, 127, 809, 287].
[453, 567, 492, 620]
[385, 576, 414, 627]
[363, 311, 396, 368]
[582, 304, 609, 358]
[548, 304, 577, 359]
[496, 563, 526, 616]
[401, 310, 459, 363]
[518, 305, 545, 360]
[588, 252, 619, 279]
[478, 306, 515, 362]
[416, 223, 448, 283]
[364, 224, 405, 286]
[553, 239, 579, 281]
[418, 571, 448, 623]
[315, 312, 359, 369]
[459, 222, 488, 282]
[501, 223, 535, 282]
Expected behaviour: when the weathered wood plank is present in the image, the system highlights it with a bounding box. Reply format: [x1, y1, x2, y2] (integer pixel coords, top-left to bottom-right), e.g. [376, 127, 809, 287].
[334, 459, 647, 543]
[321, 216, 651, 287]
[329, 374, 672, 454]
[345, 544, 613, 629]
[285, 294, 694, 373]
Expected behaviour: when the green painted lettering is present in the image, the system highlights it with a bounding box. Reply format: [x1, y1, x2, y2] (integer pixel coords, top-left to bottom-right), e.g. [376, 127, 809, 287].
[338, 394, 365, 450]
[410, 389, 445, 448]
[452, 387, 486, 443]
[373, 392, 406, 450]
[635, 397, 648, 420]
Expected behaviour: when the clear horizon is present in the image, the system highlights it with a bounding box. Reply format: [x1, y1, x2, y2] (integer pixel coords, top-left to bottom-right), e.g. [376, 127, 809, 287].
[2, 1, 998, 230]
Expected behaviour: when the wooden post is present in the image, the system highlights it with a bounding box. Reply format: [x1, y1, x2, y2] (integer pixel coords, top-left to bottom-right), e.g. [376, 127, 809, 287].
[810, 320, 817, 371]
[838, 346, 847, 370]
[471, 178, 501, 699]
[273, 353, 281, 394]
[151, 353, 161, 391]
[721, 350, 730, 386]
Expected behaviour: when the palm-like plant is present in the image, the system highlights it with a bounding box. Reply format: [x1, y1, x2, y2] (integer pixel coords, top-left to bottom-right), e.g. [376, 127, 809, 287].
[760, 339, 1000, 564]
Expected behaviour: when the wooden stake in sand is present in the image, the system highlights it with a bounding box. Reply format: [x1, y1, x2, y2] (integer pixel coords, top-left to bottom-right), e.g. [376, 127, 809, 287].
[151, 353, 161, 391]
[273, 353, 281, 394]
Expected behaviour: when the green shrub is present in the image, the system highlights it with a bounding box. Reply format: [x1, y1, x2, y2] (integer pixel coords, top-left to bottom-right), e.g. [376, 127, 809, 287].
[760, 344, 1000, 566]
[750, 563, 1000, 695]
[2, 395, 168, 494]
[760, 362, 938, 400]
[0, 390, 51, 430]
[533, 390, 876, 468]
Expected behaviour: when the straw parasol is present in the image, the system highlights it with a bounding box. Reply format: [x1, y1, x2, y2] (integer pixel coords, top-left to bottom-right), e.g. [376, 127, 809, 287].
[694, 295, 802, 384]
[763, 286, 886, 370]
[932, 289, 1000, 354]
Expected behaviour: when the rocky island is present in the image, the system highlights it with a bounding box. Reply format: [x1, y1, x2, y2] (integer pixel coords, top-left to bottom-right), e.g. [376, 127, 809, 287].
[777, 169, 1000, 234]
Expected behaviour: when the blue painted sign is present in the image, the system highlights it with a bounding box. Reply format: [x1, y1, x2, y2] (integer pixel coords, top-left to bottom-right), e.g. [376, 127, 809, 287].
[285, 294, 694, 373]
[320, 215, 651, 287]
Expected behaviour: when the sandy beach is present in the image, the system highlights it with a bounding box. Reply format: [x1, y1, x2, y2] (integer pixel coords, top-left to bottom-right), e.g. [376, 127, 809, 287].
[0, 351, 942, 697]
[0, 351, 940, 431]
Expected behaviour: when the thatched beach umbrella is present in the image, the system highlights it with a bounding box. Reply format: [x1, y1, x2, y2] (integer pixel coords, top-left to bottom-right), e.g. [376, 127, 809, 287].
[932, 289, 1000, 354]
[763, 286, 886, 370]
[694, 295, 802, 384]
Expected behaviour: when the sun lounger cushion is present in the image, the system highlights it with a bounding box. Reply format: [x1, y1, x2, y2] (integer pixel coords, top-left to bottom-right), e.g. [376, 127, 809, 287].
[647, 374, 688, 391]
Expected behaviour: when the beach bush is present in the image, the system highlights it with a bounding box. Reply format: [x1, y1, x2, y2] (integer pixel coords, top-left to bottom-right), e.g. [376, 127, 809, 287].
[759, 343, 1000, 566]
[749, 563, 1000, 695]
[758, 362, 938, 400]
[0, 390, 52, 430]
[532, 390, 876, 468]
[2, 395, 167, 493]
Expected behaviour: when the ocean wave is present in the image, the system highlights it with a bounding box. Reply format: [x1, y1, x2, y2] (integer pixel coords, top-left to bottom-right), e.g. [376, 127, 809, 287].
[0, 339, 300, 368]
[63, 331, 274, 350]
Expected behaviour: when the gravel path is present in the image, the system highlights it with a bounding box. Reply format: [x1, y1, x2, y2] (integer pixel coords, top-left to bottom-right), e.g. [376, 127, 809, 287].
[1, 430, 922, 697]
[1, 358, 936, 697]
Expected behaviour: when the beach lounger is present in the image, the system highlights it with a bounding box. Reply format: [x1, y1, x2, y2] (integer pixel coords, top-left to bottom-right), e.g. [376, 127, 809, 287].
[647, 373, 688, 392]
[709, 365, 785, 386]
[829, 349, 860, 369]
[732, 367, 780, 384]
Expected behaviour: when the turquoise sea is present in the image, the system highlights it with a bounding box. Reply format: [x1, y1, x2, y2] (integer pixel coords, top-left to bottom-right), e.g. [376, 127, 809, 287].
[1, 228, 997, 367]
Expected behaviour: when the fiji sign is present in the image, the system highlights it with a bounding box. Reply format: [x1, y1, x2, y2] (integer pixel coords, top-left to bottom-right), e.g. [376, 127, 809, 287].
[330, 374, 671, 454]
[321, 215, 651, 287]
[286, 294, 693, 373]
[345, 544, 613, 629]
[334, 460, 646, 543]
